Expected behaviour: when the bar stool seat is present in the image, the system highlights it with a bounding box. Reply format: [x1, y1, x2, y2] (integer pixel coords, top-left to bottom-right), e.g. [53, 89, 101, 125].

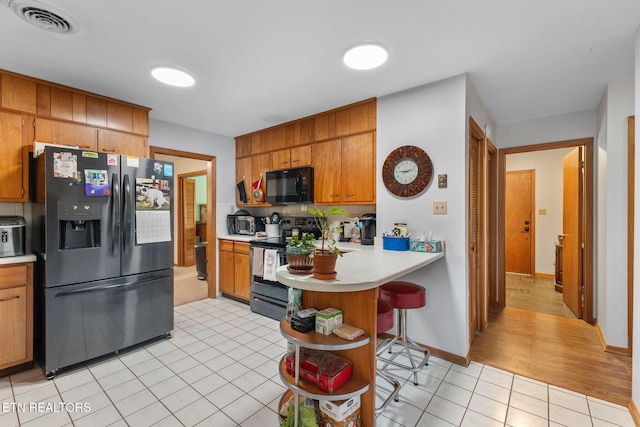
[375, 299, 400, 416]
[378, 281, 430, 385]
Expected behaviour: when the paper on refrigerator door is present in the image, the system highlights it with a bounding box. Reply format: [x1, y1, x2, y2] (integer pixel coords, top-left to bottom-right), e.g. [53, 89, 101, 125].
[136, 210, 171, 244]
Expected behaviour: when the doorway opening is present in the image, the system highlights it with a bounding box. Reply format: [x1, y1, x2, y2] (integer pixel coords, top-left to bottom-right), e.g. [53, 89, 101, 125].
[504, 147, 583, 319]
[150, 147, 217, 301]
[497, 138, 594, 324]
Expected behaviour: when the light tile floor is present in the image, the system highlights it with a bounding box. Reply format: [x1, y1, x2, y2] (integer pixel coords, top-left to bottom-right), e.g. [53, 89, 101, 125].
[0, 297, 634, 426]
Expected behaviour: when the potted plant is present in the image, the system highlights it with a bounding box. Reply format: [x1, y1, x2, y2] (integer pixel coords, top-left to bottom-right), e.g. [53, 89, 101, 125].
[307, 206, 348, 279]
[285, 233, 316, 272]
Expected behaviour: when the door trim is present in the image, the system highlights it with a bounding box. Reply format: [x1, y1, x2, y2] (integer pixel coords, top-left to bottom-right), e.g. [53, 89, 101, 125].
[149, 147, 217, 299]
[628, 116, 634, 356]
[497, 138, 594, 324]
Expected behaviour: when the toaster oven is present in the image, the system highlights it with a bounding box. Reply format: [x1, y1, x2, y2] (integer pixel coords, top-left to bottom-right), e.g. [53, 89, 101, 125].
[0, 216, 26, 257]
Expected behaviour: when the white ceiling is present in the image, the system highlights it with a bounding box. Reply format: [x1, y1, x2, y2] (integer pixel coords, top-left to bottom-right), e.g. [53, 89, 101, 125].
[1, 1, 639, 138]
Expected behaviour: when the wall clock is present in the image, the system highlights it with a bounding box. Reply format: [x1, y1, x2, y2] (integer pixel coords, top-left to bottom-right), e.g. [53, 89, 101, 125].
[382, 145, 433, 198]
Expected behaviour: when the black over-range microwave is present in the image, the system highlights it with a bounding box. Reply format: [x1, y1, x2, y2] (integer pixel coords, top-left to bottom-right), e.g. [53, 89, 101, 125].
[266, 166, 314, 204]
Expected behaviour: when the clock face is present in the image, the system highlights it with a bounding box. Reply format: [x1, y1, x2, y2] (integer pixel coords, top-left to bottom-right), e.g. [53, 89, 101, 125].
[393, 159, 419, 184]
[382, 145, 433, 198]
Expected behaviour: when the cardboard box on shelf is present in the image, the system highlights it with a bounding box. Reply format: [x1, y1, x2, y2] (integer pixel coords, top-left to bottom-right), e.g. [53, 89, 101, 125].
[318, 396, 361, 426]
[315, 307, 343, 335]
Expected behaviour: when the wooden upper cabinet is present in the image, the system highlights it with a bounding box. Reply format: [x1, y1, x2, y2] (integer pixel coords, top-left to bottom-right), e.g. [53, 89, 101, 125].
[291, 145, 311, 167]
[106, 102, 133, 133]
[0, 111, 28, 202]
[235, 156, 252, 205]
[34, 117, 97, 151]
[252, 153, 270, 205]
[264, 127, 286, 152]
[50, 87, 74, 121]
[97, 129, 147, 158]
[342, 132, 375, 203]
[86, 96, 107, 127]
[132, 108, 149, 135]
[251, 133, 264, 155]
[1, 74, 36, 114]
[72, 92, 87, 123]
[270, 149, 290, 170]
[312, 139, 343, 204]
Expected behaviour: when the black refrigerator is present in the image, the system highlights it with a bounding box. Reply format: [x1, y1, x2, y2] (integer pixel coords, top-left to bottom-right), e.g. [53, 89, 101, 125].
[32, 146, 174, 378]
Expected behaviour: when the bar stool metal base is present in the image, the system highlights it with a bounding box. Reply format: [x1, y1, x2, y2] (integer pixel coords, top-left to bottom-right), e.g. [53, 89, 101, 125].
[377, 308, 430, 385]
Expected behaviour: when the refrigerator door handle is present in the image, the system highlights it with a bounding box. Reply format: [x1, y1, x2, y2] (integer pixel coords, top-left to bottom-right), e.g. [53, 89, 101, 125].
[53, 273, 171, 297]
[111, 173, 120, 256]
[123, 174, 132, 254]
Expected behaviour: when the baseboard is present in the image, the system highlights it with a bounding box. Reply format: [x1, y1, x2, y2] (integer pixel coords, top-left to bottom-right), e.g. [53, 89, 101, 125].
[377, 332, 469, 367]
[535, 272, 555, 278]
[629, 398, 640, 425]
[595, 320, 631, 356]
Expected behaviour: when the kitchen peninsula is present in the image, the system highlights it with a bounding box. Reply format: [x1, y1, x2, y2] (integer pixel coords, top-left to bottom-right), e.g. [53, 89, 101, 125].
[276, 242, 444, 426]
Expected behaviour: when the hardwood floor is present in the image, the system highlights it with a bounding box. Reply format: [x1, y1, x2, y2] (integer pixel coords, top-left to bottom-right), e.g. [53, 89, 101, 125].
[471, 307, 632, 406]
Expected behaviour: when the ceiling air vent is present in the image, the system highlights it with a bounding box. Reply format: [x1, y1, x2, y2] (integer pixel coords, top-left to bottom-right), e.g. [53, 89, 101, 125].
[9, 0, 80, 34]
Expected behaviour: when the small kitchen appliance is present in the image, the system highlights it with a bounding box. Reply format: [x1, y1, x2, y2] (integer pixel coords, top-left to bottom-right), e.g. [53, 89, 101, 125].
[0, 216, 26, 257]
[359, 214, 376, 245]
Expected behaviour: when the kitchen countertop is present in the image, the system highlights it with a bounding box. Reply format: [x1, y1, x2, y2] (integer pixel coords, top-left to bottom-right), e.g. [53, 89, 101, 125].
[217, 233, 270, 243]
[277, 241, 444, 292]
[0, 254, 37, 265]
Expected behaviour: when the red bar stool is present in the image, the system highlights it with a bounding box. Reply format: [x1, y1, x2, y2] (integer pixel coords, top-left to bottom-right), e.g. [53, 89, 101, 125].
[378, 281, 429, 385]
[376, 299, 400, 416]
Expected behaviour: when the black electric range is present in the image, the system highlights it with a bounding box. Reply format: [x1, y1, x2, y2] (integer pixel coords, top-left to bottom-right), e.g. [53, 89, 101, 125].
[248, 218, 320, 320]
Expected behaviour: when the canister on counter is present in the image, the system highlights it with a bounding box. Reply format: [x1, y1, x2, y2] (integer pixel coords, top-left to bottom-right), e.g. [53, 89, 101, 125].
[393, 223, 407, 237]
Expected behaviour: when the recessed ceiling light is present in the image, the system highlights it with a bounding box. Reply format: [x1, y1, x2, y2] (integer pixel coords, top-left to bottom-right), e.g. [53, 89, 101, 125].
[151, 66, 195, 87]
[343, 42, 388, 70]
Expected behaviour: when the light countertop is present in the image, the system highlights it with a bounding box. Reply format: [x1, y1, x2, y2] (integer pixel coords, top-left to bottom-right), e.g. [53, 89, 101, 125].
[0, 254, 37, 265]
[217, 233, 269, 243]
[277, 242, 444, 292]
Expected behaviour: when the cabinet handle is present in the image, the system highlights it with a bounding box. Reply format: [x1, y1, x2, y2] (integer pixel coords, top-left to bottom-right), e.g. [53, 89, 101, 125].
[330, 194, 339, 197]
[292, 160, 300, 163]
[102, 148, 117, 153]
[0, 295, 20, 302]
[78, 145, 92, 150]
[344, 193, 355, 198]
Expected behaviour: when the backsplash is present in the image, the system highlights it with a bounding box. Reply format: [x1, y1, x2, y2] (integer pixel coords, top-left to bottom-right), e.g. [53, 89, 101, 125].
[0, 203, 24, 216]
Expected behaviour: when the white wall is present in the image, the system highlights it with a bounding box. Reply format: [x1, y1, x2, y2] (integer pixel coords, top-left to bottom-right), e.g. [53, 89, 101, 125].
[149, 119, 236, 236]
[506, 148, 573, 275]
[596, 80, 635, 349]
[377, 74, 474, 357]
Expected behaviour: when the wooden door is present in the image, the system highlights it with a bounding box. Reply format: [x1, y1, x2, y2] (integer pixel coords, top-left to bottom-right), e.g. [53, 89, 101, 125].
[182, 178, 196, 267]
[313, 139, 342, 203]
[562, 148, 583, 318]
[505, 170, 535, 274]
[342, 132, 375, 203]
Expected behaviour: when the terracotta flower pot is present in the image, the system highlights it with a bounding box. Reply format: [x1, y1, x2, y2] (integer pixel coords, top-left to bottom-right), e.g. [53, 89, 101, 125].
[312, 251, 338, 280]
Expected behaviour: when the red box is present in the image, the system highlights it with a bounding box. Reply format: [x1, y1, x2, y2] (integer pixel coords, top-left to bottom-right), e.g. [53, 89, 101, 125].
[284, 348, 352, 393]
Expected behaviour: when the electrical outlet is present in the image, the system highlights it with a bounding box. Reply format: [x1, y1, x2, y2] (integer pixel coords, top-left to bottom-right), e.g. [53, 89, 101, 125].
[433, 200, 447, 214]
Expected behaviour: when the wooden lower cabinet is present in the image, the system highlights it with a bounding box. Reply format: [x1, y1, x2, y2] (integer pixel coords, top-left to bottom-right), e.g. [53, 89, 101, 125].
[0, 262, 33, 374]
[218, 240, 251, 301]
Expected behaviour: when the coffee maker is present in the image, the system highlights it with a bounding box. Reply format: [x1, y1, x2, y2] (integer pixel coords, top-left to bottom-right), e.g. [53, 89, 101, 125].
[359, 214, 376, 245]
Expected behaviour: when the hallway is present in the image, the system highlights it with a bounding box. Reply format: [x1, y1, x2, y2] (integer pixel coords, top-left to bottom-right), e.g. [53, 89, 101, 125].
[471, 307, 632, 406]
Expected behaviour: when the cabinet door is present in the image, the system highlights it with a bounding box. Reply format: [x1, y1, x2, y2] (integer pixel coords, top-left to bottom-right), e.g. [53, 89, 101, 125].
[236, 157, 253, 205]
[270, 149, 290, 170]
[219, 249, 235, 294]
[234, 253, 251, 300]
[290, 145, 311, 167]
[252, 153, 270, 205]
[0, 111, 28, 201]
[98, 129, 147, 157]
[312, 139, 343, 203]
[342, 132, 375, 203]
[0, 286, 27, 367]
[34, 117, 97, 150]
